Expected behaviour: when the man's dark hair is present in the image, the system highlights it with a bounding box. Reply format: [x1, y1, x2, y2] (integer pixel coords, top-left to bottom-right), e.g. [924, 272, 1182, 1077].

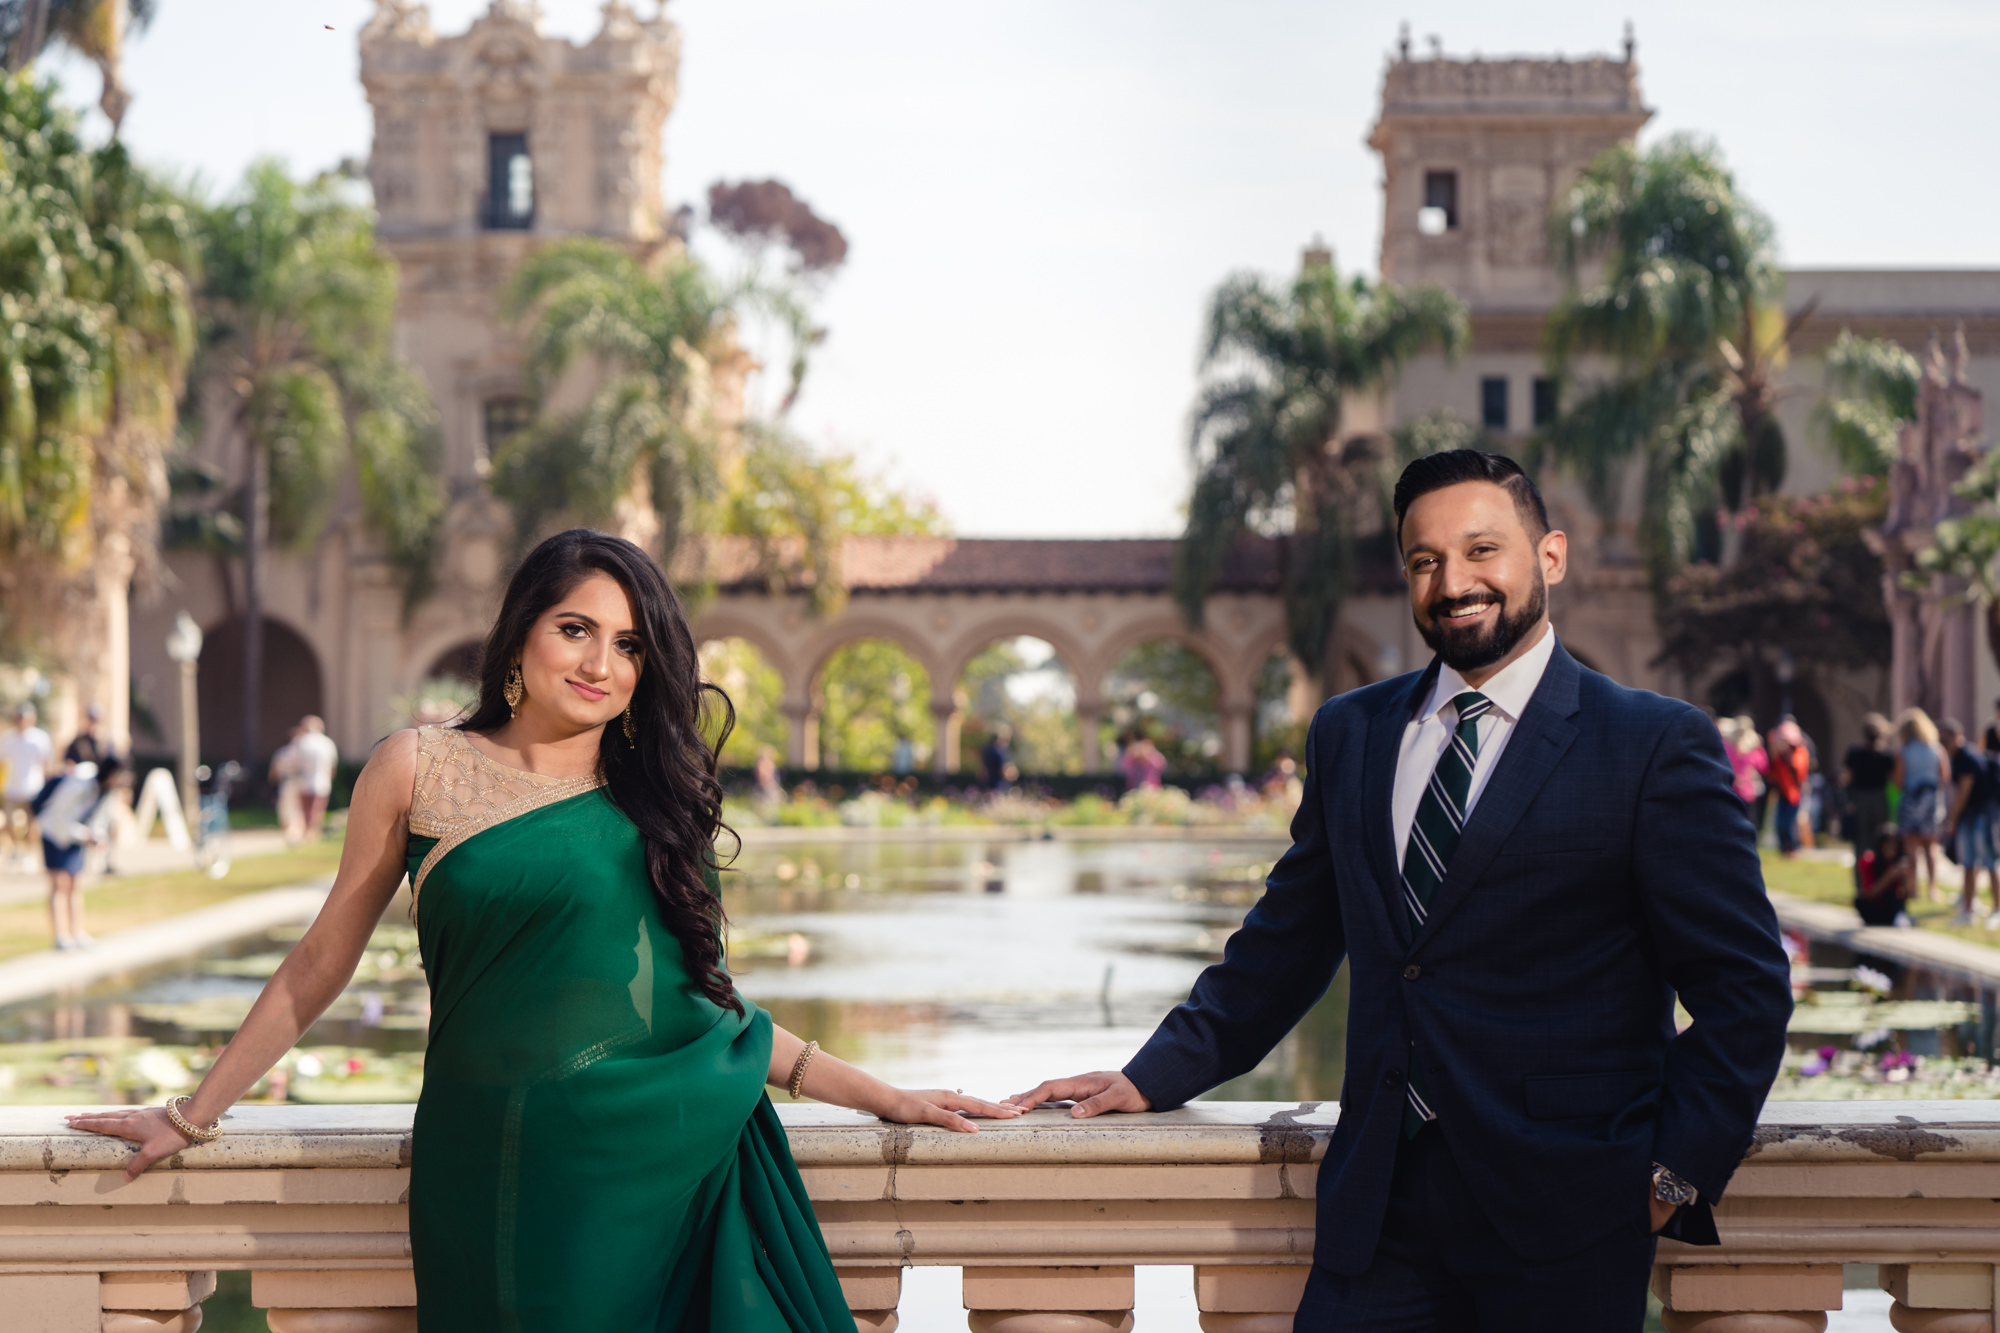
[1392, 449, 1550, 549]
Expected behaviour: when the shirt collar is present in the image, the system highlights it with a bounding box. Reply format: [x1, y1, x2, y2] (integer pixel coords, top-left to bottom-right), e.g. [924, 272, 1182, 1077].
[1419, 624, 1560, 725]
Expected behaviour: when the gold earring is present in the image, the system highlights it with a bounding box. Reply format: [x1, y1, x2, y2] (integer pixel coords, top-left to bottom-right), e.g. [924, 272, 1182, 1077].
[622, 704, 637, 745]
[503, 666, 525, 717]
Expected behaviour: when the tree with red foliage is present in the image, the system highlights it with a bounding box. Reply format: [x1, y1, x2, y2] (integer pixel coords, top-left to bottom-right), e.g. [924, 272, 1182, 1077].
[1654, 481, 1890, 693]
[707, 180, 848, 274]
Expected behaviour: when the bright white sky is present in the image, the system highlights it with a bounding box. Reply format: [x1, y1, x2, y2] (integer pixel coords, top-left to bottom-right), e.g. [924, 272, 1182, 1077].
[41, 0, 2000, 537]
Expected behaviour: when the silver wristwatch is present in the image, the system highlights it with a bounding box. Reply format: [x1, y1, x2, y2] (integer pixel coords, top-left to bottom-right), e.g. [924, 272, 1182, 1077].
[1651, 1162, 1698, 1208]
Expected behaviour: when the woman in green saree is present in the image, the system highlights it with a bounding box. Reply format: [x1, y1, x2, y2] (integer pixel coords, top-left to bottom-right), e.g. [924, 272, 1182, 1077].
[69, 530, 1020, 1330]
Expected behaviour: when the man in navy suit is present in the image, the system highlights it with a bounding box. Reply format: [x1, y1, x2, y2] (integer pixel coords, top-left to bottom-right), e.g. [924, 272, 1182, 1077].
[1010, 450, 1792, 1330]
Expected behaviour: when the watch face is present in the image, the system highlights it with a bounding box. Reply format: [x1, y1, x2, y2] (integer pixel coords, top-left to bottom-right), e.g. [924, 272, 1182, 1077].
[1653, 1169, 1697, 1206]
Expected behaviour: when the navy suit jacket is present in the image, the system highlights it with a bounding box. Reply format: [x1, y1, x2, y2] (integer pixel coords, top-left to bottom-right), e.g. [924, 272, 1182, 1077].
[1124, 642, 1792, 1272]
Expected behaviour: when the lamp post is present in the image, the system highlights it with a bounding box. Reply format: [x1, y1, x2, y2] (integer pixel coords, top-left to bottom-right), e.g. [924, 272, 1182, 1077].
[165, 613, 203, 829]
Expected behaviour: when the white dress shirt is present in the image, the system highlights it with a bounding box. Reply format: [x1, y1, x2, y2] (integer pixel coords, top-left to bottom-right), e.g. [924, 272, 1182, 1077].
[1391, 626, 1560, 860]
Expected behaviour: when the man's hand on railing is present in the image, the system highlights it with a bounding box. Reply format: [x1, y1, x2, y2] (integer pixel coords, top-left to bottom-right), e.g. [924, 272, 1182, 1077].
[1004, 1070, 1152, 1118]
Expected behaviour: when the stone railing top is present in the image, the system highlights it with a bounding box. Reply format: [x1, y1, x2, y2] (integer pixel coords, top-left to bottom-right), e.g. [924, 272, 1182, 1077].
[9, 1100, 2000, 1174]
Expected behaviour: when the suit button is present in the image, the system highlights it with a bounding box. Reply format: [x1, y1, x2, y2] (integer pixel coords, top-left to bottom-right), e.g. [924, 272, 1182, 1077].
[1383, 1069, 1403, 1088]
[1403, 964, 1422, 980]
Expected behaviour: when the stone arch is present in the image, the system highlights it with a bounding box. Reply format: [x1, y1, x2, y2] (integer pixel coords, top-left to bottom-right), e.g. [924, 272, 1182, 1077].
[690, 613, 802, 703]
[799, 619, 944, 706]
[804, 630, 937, 774]
[694, 636, 788, 768]
[424, 640, 484, 684]
[1085, 618, 1244, 710]
[942, 625, 1087, 778]
[937, 615, 1091, 705]
[195, 615, 325, 766]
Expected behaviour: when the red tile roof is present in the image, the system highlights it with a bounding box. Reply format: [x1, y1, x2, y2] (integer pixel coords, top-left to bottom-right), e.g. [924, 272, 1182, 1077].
[676, 534, 1288, 595]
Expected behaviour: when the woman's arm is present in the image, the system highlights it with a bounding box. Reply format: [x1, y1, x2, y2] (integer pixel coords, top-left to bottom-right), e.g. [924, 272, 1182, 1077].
[65, 731, 422, 1178]
[765, 1023, 1020, 1135]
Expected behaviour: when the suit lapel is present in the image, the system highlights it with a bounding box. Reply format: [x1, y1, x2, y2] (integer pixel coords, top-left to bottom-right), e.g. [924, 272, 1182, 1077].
[1362, 660, 1440, 950]
[1410, 643, 1583, 950]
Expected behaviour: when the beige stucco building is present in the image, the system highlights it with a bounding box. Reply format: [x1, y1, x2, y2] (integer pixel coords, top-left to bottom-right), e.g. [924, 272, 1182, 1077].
[110, 14, 1997, 779]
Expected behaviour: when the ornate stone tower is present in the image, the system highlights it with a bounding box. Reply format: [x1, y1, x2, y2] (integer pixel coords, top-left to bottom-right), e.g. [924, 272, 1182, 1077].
[1368, 33, 1650, 316]
[358, 0, 682, 490]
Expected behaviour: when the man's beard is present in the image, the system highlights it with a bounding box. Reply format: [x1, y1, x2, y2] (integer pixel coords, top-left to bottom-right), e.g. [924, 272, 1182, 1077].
[1415, 575, 1547, 675]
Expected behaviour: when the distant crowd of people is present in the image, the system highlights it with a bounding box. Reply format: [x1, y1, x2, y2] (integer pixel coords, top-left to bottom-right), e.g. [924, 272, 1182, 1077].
[1717, 700, 2000, 931]
[0, 704, 341, 951]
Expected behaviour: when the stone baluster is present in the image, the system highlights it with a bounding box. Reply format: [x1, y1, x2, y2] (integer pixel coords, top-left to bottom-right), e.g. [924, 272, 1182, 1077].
[1880, 1263, 1994, 1331]
[1193, 1264, 1309, 1333]
[838, 1266, 902, 1333]
[101, 1270, 216, 1333]
[254, 1269, 417, 1333]
[1652, 1263, 1840, 1332]
[963, 1265, 1135, 1333]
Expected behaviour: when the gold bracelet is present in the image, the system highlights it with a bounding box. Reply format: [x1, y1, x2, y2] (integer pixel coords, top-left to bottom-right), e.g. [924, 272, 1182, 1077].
[163, 1095, 222, 1144]
[787, 1041, 819, 1100]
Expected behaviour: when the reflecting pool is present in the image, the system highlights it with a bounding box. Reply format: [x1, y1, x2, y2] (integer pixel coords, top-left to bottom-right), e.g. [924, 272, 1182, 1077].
[0, 833, 1349, 1108]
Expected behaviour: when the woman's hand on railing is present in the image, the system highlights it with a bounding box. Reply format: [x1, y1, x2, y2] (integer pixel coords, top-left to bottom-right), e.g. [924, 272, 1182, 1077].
[872, 1088, 1023, 1135]
[63, 1107, 195, 1181]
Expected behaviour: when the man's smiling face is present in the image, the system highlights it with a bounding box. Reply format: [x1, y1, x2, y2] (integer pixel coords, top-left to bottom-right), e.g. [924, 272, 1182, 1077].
[1399, 479, 1567, 681]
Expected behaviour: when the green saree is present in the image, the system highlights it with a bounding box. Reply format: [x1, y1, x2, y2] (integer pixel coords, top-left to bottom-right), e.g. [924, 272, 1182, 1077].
[403, 726, 855, 1332]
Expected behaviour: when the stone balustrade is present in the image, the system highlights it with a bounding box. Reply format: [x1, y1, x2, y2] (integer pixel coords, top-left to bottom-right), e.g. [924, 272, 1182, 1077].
[6, 1100, 2000, 1331]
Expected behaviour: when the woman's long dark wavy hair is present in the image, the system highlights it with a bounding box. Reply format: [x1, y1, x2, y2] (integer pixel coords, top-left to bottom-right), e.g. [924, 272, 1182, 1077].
[457, 529, 741, 1014]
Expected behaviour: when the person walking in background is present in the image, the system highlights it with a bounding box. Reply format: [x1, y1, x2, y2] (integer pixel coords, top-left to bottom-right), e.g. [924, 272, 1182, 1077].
[1841, 714, 1894, 848]
[980, 723, 1014, 791]
[0, 703, 53, 872]
[292, 716, 340, 841]
[1768, 720, 1812, 858]
[1119, 734, 1166, 790]
[269, 726, 307, 845]
[63, 703, 110, 770]
[1942, 719, 2000, 926]
[1855, 823, 1916, 928]
[1719, 717, 1769, 823]
[1894, 709, 1948, 901]
[37, 755, 127, 950]
[751, 744, 785, 816]
[1985, 697, 2000, 757]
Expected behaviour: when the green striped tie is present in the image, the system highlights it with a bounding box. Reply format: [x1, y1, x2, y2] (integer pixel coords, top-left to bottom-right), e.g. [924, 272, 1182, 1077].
[1400, 690, 1493, 1137]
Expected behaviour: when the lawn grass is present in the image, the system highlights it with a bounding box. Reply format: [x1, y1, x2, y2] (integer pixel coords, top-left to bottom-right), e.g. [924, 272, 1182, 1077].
[0, 838, 345, 963]
[1759, 847, 2000, 949]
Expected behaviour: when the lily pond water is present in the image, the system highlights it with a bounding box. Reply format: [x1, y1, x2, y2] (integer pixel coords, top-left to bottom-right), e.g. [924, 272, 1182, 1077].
[4, 834, 2000, 1108]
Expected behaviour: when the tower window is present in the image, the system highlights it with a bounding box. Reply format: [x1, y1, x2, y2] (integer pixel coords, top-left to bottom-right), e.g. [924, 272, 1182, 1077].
[1532, 377, 1559, 427]
[486, 133, 533, 230]
[1480, 377, 1509, 431]
[1420, 170, 1458, 233]
[484, 396, 533, 454]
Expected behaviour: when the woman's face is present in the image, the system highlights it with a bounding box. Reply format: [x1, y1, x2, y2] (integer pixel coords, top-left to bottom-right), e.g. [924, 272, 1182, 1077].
[514, 572, 644, 736]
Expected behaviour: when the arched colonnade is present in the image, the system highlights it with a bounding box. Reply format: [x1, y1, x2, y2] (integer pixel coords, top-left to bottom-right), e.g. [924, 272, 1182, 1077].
[692, 589, 1294, 775]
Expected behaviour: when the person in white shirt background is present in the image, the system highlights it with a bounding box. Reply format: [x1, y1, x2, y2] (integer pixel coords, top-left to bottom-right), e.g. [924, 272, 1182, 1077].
[292, 716, 341, 840]
[0, 703, 54, 871]
[39, 754, 127, 950]
[269, 725, 307, 845]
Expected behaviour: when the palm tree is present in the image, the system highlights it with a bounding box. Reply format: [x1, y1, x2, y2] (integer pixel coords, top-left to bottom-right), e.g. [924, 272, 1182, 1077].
[196, 159, 442, 763]
[1543, 135, 1812, 577]
[495, 239, 851, 605]
[1816, 330, 1920, 478]
[1174, 251, 1467, 682]
[494, 239, 735, 562]
[2, 0, 156, 131]
[0, 71, 191, 660]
